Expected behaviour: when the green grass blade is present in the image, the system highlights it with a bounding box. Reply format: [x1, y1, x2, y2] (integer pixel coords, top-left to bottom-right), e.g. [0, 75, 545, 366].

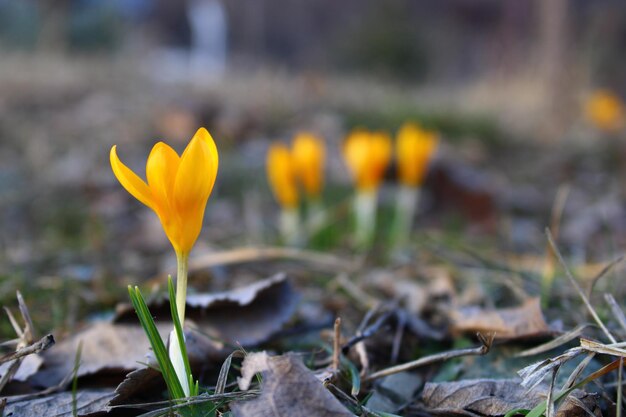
[128, 285, 185, 399]
[342, 357, 361, 397]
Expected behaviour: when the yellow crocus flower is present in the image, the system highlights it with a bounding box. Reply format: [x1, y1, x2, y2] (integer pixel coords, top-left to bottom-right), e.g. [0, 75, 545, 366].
[585, 90, 625, 132]
[396, 122, 438, 187]
[291, 132, 325, 198]
[110, 127, 219, 256]
[267, 143, 299, 209]
[343, 129, 392, 191]
[111, 127, 218, 396]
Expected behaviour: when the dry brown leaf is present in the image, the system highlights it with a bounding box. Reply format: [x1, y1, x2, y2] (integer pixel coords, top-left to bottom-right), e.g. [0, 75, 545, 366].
[366, 372, 423, 413]
[115, 273, 298, 345]
[421, 379, 600, 417]
[3, 389, 113, 417]
[450, 297, 551, 340]
[108, 366, 163, 407]
[30, 322, 163, 388]
[0, 354, 42, 382]
[231, 352, 354, 417]
[31, 322, 221, 389]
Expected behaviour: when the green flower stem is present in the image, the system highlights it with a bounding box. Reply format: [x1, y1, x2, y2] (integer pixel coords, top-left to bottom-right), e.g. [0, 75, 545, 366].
[354, 189, 377, 250]
[175, 251, 189, 326]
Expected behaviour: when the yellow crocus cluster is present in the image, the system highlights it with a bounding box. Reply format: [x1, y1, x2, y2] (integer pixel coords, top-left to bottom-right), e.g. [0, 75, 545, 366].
[585, 90, 625, 133]
[396, 122, 439, 187]
[110, 127, 219, 256]
[266, 132, 325, 208]
[343, 130, 392, 191]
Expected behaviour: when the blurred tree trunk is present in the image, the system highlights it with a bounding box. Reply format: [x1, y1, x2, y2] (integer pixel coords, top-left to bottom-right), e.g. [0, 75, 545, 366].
[38, 0, 70, 52]
[537, 0, 575, 142]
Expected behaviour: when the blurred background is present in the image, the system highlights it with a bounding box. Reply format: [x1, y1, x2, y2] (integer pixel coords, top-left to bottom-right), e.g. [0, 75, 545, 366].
[0, 0, 626, 335]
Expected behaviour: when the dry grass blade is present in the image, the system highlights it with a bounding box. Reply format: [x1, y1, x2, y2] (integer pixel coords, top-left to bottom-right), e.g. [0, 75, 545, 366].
[587, 256, 624, 298]
[618, 358, 623, 417]
[16, 291, 35, 343]
[562, 352, 595, 391]
[605, 294, 626, 334]
[545, 228, 616, 343]
[516, 324, 590, 358]
[518, 348, 584, 390]
[2, 308, 23, 340]
[215, 350, 245, 395]
[580, 338, 626, 357]
[546, 366, 560, 417]
[363, 332, 494, 382]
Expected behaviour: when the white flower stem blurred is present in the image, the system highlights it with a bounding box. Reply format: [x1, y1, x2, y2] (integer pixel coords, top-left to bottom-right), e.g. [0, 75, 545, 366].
[392, 186, 420, 247]
[354, 190, 377, 250]
[280, 208, 300, 246]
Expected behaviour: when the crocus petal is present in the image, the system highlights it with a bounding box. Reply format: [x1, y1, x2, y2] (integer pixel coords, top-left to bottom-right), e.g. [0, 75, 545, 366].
[343, 130, 370, 186]
[146, 141, 181, 214]
[110, 146, 154, 209]
[192, 127, 219, 188]
[292, 132, 325, 197]
[396, 123, 438, 186]
[173, 133, 216, 252]
[267, 144, 299, 208]
[343, 130, 391, 191]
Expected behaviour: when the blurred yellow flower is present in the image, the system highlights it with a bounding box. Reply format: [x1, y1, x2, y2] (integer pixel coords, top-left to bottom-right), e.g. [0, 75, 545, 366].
[585, 90, 625, 132]
[291, 132, 325, 198]
[396, 122, 438, 187]
[110, 127, 219, 255]
[343, 129, 392, 191]
[267, 143, 299, 209]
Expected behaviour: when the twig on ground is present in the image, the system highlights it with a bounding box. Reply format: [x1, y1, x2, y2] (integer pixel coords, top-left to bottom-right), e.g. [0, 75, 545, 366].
[0, 334, 54, 365]
[332, 317, 341, 372]
[187, 246, 356, 274]
[334, 273, 379, 310]
[546, 228, 617, 343]
[363, 333, 494, 382]
[342, 311, 393, 354]
[390, 310, 406, 364]
[0, 293, 53, 395]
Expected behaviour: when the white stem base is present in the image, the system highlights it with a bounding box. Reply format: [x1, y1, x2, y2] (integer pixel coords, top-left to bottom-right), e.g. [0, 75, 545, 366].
[354, 190, 378, 249]
[280, 208, 300, 246]
[168, 330, 190, 397]
[306, 201, 326, 234]
[393, 186, 420, 245]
